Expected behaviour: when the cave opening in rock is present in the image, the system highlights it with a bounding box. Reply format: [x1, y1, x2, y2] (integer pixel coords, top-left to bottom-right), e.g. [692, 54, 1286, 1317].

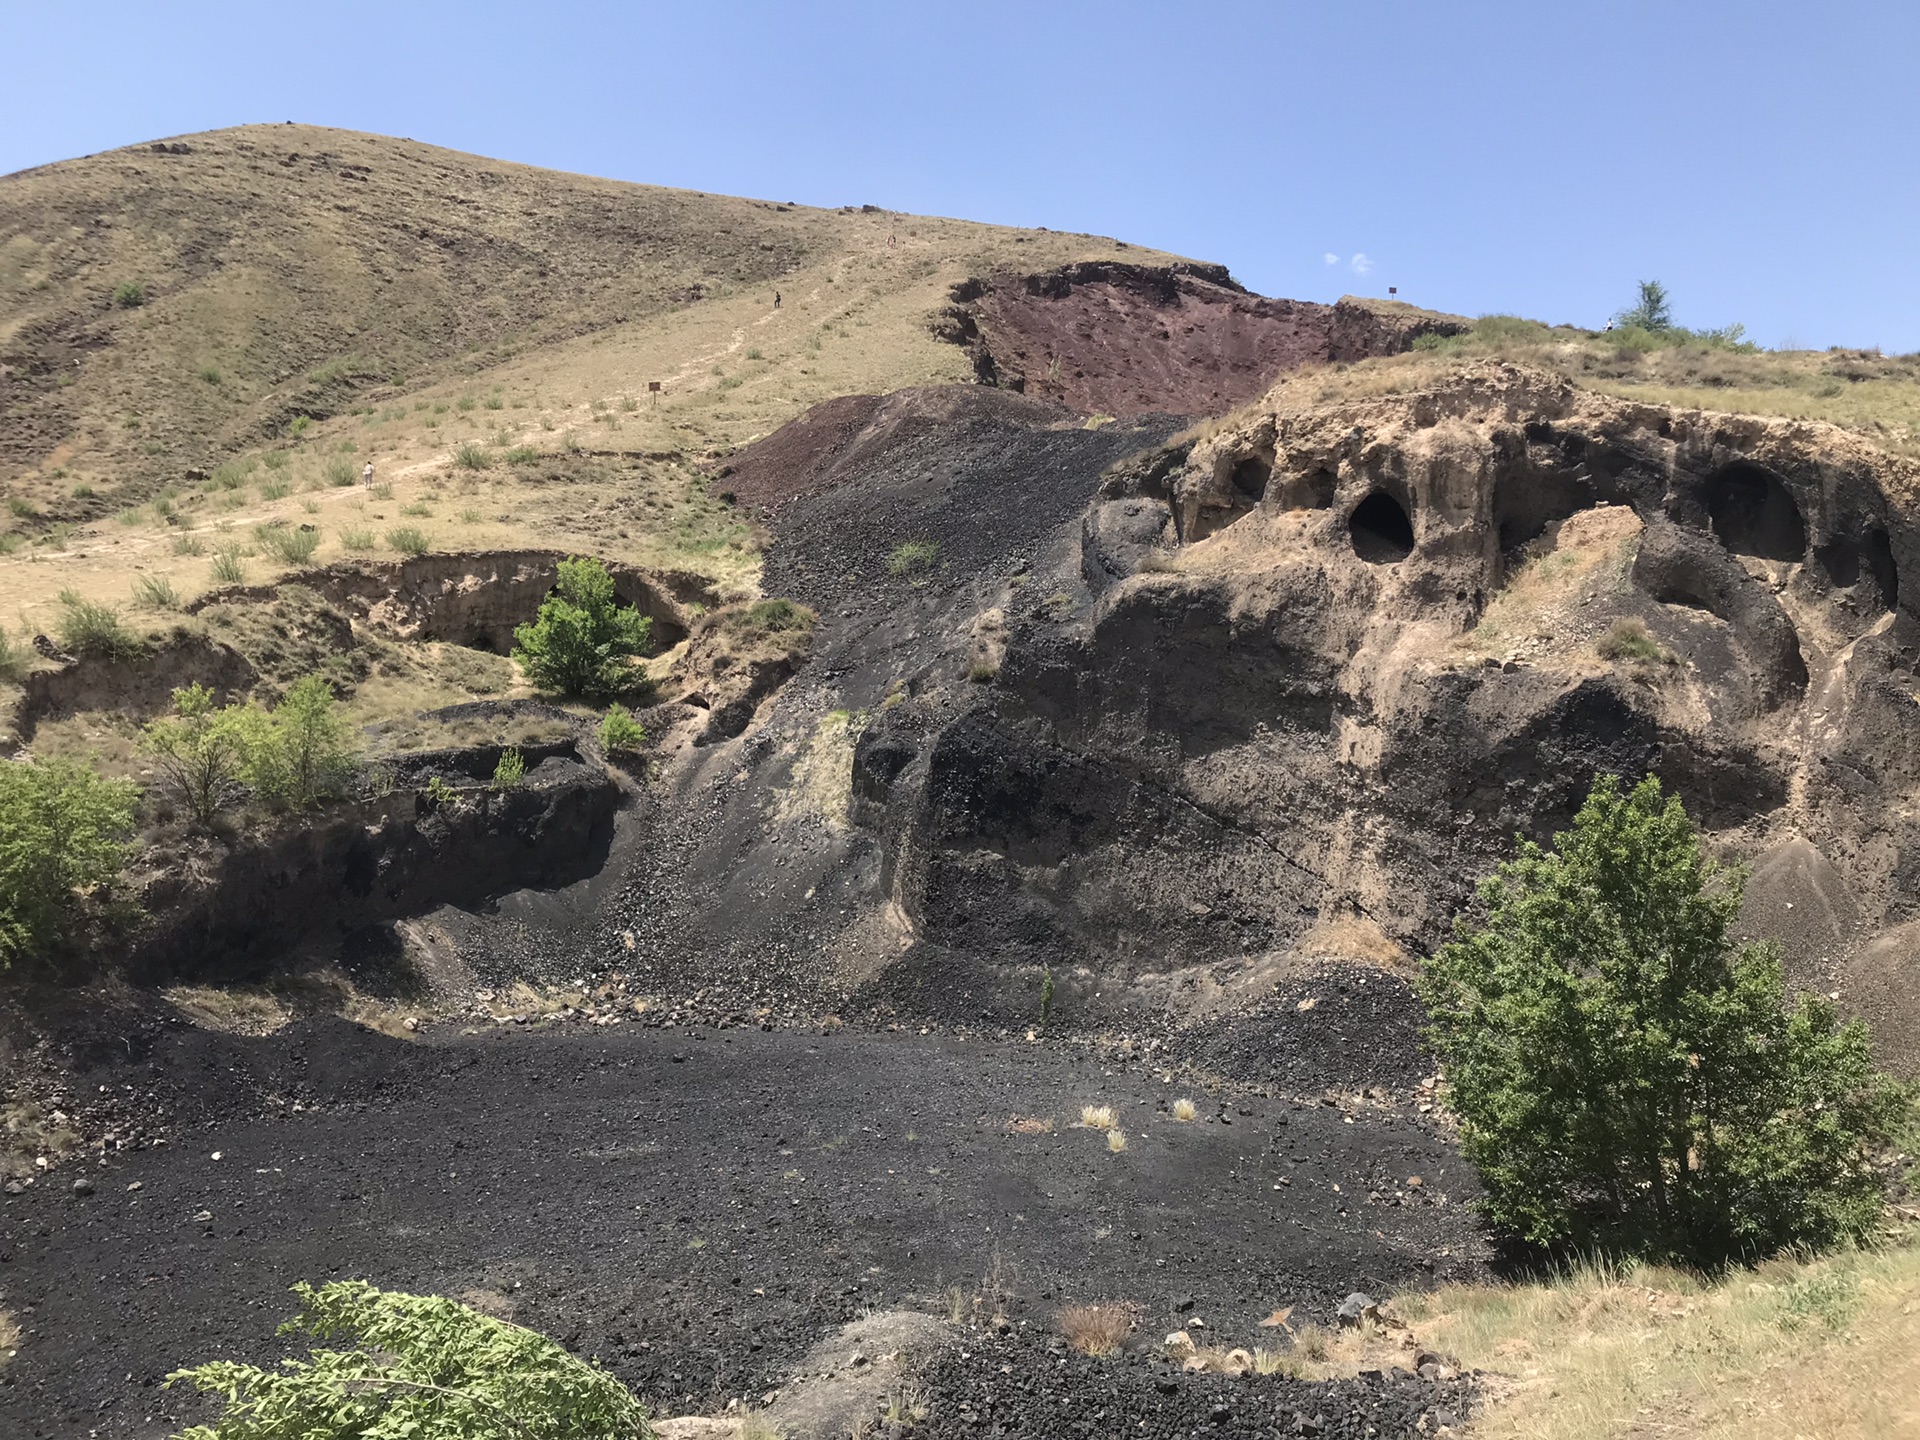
[1493, 469, 1596, 552]
[1229, 455, 1271, 503]
[1289, 466, 1337, 510]
[1867, 527, 1899, 611]
[1707, 462, 1807, 561]
[1349, 490, 1415, 564]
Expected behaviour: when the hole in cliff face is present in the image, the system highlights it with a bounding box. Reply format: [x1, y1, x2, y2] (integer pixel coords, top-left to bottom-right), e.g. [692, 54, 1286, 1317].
[1349, 490, 1415, 564]
[1820, 527, 1900, 612]
[1708, 462, 1807, 562]
[1229, 456, 1271, 502]
[1867, 527, 1899, 610]
[1494, 470, 1596, 551]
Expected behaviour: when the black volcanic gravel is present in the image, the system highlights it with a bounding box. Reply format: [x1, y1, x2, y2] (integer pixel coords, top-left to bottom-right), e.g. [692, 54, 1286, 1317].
[0, 1018, 1486, 1439]
[915, 1332, 1474, 1440]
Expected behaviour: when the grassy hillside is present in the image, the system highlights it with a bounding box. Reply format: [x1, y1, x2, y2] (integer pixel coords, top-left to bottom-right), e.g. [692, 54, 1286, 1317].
[0, 123, 1186, 639]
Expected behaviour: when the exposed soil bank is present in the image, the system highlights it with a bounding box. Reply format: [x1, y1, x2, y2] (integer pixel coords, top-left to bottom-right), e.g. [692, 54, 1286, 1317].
[934, 265, 1467, 418]
[128, 744, 619, 983]
[0, 1021, 1483, 1440]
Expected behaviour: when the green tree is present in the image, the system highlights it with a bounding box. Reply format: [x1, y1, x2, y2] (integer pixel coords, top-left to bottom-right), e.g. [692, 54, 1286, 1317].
[512, 557, 653, 701]
[166, 1279, 653, 1440]
[1420, 773, 1906, 1262]
[239, 676, 359, 811]
[1614, 279, 1673, 332]
[0, 758, 138, 964]
[142, 684, 249, 825]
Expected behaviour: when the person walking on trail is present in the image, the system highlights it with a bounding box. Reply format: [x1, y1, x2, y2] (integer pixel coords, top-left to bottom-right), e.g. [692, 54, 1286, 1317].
[362, 461, 374, 489]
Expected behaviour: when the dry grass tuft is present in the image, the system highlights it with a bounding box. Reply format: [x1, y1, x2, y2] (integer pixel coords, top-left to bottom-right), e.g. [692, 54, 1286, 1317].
[0, 1307, 18, 1365]
[162, 985, 293, 1036]
[1058, 1301, 1141, 1357]
[1106, 1128, 1128, 1153]
[1077, 1104, 1118, 1130]
[1171, 1098, 1197, 1122]
[1005, 1116, 1055, 1135]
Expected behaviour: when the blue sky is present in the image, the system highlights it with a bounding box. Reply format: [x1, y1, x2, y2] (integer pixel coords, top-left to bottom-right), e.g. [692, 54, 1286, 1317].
[4, 1, 1914, 350]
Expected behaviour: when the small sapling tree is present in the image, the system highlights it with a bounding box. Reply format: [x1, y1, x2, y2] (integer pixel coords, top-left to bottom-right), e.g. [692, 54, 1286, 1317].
[142, 684, 248, 825]
[1420, 773, 1906, 1262]
[512, 557, 653, 701]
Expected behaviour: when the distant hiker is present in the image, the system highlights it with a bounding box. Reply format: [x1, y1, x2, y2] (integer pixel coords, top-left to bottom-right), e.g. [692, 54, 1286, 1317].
[774, 291, 781, 308]
[362, 461, 374, 489]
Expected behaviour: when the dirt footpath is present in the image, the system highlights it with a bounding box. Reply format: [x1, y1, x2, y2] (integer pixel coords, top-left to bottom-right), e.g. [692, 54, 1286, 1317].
[0, 1019, 1484, 1438]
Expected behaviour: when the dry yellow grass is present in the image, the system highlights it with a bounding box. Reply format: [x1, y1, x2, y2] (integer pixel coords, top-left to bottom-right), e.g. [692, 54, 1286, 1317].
[0, 1307, 19, 1365]
[1106, 1128, 1128, 1153]
[1077, 1104, 1118, 1130]
[1171, 1098, 1197, 1122]
[1058, 1302, 1140, 1357]
[162, 984, 293, 1036]
[1381, 1245, 1920, 1440]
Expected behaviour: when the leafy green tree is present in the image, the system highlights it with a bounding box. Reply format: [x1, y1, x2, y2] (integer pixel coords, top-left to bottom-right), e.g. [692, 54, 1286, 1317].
[1614, 279, 1673, 332]
[142, 684, 249, 825]
[1420, 773, 1906, 1262]
[239, 676, 359, 811]
[512, 557, 653, 701]
[166, 1279, 653, 1440]
[0, 757, 138, 964]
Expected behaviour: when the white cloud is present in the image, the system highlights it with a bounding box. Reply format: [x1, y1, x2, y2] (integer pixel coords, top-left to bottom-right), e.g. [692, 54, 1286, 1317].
[1350, 252, 1374, 276]
[1322, 252, 1340, 266]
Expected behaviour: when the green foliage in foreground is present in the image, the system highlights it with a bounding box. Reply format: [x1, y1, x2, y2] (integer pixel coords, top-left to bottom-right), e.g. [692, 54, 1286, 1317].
[0, 757, 137, 965]
[1420, 773, 1907, 1263]
[166, 1279, 652, 1440]
[142, 684, 251, 825]
[512, 556, 653, 701]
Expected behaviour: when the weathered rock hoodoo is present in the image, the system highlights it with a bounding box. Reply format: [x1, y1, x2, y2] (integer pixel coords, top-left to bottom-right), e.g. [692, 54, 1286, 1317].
[762, 363, 1920, 1066]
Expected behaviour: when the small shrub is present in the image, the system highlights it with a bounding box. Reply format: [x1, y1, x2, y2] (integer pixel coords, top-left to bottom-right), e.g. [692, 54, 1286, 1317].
[288, 415, 311, 438]
[1057, 1302, 1139, 1358]
[6, 497, 37, 517]
[482, 395, 504, 410]
[746, 347, 763, 360]
[114, 505, 141, 524]
[453, 442, 492, 470]
[0, 532, 21, 556]
[968, 659, 998, 683]
[599, 703, 647, 752]
[340, 527, 375, 552]
[111, 281, 145, 309]
[385, 526, 430, 557]
[324, 459, 355, 487]
[258, 479, 291, 502]
[491, 747, 526, 791]
[142, 684, 250, 825]
[400, 501, 432, 518]
[887, 540, 939, 577]
[0, 758, 138, 964]
[262, 450, 290, 471]
[239, 675, 359, 810]
[209, 461, 249, 491]
[512, 556, 653, 701]
[1078, 1105, 1117, 1131]
[504, 445, 539, 464]
[1171, 1098, 1197, 1122]
[211, 547, 246, 584]
[56, 590, 139, 659]
[370, 481, 394, 500]
[131, 574, 181, 611]
[0, 628, 25, 682]
[425, 774, 458, 808]
[171, 533, 206, 556]
[456, 393, 477, 412]
[258, 526, 320, 566]
[198, 366, 222, 385]
[164, 1280, 652, 1440]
